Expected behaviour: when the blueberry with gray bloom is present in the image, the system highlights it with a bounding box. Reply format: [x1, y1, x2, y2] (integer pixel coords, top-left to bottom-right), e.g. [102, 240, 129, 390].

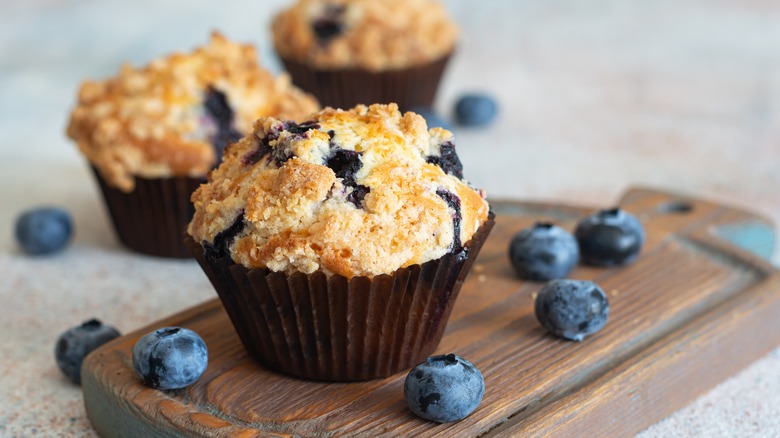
[575, 208, 645, 266]
[535, 279, 609, 341]
[55, 319, 121, 384]
[15, 207, 73, 255]
[454, 94, 498, 127]
[509, 222, 579, 281]
[132, 327, 208, 390]
[404, 354, 484, 423]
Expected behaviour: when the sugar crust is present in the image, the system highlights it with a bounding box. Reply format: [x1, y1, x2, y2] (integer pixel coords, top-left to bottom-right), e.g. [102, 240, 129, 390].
[272, 0, 458, 71]
[188, 103, 489, 278]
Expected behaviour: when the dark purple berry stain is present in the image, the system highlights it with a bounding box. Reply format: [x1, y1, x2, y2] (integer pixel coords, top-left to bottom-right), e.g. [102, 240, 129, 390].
[283, 120, 320, 135]
[426, 142, 463, 179]
[204, 87, 232, 127]
[204, 87, 242, 163]
[435, 189, 466, 260]
[326, 149, 362, 184]
[311, 4, 346, 44]
[326, 148, 371, 208]
[242, 140, 272, 166]
[242, 121, 320, 167]
[347, 185, 370, 206]
[271, 142, 296, 165]
[203, 211, 246, 261]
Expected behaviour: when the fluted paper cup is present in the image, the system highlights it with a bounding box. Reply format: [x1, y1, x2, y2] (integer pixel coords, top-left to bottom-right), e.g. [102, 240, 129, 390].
[92, 167, 203, 258]
[279, 54, 452, 112]
[185, 214, 494, 381]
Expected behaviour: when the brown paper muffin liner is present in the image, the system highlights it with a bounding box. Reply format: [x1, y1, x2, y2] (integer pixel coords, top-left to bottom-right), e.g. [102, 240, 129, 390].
[280, 54, 452, 111]
[185, 214, 494, 381]
[92, 167, 203, 258]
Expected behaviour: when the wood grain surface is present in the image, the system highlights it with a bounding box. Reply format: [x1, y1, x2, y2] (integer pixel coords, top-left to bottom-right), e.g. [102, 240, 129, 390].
[81, 187, 780, 437]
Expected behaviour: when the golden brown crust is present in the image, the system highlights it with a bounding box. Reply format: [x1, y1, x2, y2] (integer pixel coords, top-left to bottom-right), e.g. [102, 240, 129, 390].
[272, 0, 458, 71]
[67, 32, 319, 192]
[188, 103, 489, 278]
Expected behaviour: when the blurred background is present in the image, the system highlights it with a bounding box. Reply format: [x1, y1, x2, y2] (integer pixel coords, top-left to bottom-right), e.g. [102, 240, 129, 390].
[1, 0, 779, 436]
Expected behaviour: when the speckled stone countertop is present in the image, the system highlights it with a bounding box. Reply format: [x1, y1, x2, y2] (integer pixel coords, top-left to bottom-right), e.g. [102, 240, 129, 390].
[1, 0, 779, 436]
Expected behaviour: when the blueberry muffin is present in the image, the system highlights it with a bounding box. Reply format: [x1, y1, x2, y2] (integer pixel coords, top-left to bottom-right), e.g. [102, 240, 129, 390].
[67, 32, 319, 257]
[185, 103, 493, 381]
[271, 0, 458, 110]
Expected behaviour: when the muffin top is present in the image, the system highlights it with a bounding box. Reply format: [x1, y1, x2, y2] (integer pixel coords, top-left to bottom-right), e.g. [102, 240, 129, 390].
[188, 103, 489, 278]
[67, 32, 319, 192]
[272, 0, 458, 71]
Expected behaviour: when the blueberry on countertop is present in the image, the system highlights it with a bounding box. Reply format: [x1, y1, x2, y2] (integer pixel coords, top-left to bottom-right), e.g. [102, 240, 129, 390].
[404, 354, 484, 423]
[409, 106, 453, 131]
[132, 327, 208, 390]
[509, 222, 579, 281]
[454, 94, 498, 127]
[55, 319, 121, 384]
[535, 279, 609, 341]
[575, 208, 645, 266]
[15, 207, 73, 255]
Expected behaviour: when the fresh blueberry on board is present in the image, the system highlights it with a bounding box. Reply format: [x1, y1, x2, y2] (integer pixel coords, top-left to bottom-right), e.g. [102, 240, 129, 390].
[132, 327, 208, 390]
[15, 207, 73, 255]
[575, 208, 645, 266]
[404, 354, 484, 423]
[55, 319, 121, 385]
[409, 106, 453, 131]
[535, 279, 609, 342]
[454, 94, 498, 127]
[509, 222, 579, 281]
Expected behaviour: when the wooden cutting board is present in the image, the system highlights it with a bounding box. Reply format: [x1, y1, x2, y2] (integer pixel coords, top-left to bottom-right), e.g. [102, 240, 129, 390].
[81, 187, 780, 437]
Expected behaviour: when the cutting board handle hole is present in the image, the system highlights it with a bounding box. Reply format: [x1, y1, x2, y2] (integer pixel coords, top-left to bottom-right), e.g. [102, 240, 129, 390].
[658, 201, 694, 214]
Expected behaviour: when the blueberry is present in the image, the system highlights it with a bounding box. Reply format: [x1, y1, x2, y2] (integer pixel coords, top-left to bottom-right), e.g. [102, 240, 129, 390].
[435, 189, 465, 257]
[426, 141, 464, 179]
[55, 319, 121, 384]
[454, 94, 498, 127]
[311, 4, 346, 44]
[203, 86, 233, 128]
[326, 149, 363, 185]
[132, 327, 208, 390]
[15, 207, 73, 255]
[509, 222, 579, 281]
[404, 354, 484, 423]
[575, 208, 645, 266]
[535, 279, 609, 341]
[203, 211, 245, 261]
[409, 106, 454, 131]
[326, 148, 371, 208]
